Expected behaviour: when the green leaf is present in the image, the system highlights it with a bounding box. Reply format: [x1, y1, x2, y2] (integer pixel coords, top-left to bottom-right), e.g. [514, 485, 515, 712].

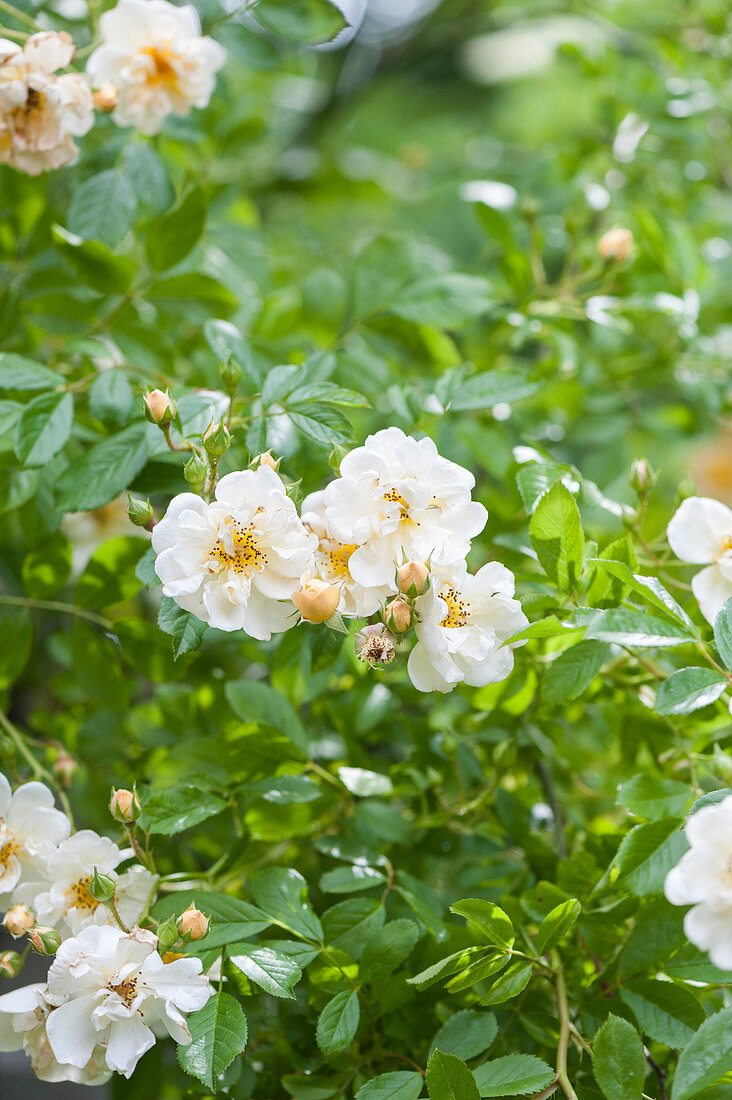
[229, 943, 302, 998]
[14, 391, 72, 467]
[0, 610, 33, 689]
[158, 595, 208, 658]
[615, 819, 687, 896]
[449, 369, 539, 411]
[253, 0, 347, 44]
[429, 1010, 498, 1061]
[619, 978, 705, 1049]
[541, 642, 609, 704]
[355, 1073, 424, 1100]
[152, 891, 271, 948]
[244, 775, 321, 805]
[22, 533, 72, 599]
[338, 766, 393, 796]
[391, 273, 494, 328]
[617, 776, 692, 821]
[535, 898, 581, 954]
[655, 667, 727, 714]
[316, 990, 360, 1055]
[225, 679, 308, 756]
[589, 560, 696, 630]
[145, 187, 206, 271]
[55, 422, 149, 511]
[289, 405, 353, 449]
[714, 599, 732, 671]
[88, 371, 134, 425]
[591, 1015, 644, 1100]
[450, 900, 515, 950]
[0, 353, 63, 391]
[673, 1008, 732, 1099]
[426, 1051, 479, 1100]
[580, 608, 695, 648]
[473, 1055, 555, 1097]
[529, 482, 584, 592]
[76, 536, 148, 608]
[359, 919, 419, 982]
[52, 226, 135, 296]
[67, 170, 137, 248]
[480, 962, 532, 1005]
[144, 785, 226, 834]
[319, 865, 385, 894]
[408, 947, 490, 990]
[203, 318, 261, 388]
[252, 867, 323, 941]
[321, 898, 384, 958]
[178, 991, 247, 1091]
[283, 1074, 340, 1099]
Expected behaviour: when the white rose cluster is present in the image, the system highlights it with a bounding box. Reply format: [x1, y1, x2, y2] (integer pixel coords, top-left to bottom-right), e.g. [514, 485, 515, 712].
[153, 426, 528, 694]
[0, 772, 210, 1083]
[667, 495, 732, 625]
[0, 0, 225, 176]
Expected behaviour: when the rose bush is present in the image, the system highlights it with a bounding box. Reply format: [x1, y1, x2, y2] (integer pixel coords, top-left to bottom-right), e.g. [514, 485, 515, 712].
[1, 0, 732, 1097]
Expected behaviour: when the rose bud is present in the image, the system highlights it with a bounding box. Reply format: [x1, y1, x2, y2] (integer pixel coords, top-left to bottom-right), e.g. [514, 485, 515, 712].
[127, 495, 155, 529]
[110, 787, 142, 822]
[220, 357, 242, 395]
[630, 458, 656, 495]
[88, 868, 116, 903]
[144, 388, 176, 426]
[385, 598, 412, 633]
[3, 905, 35, 938]
[397, 560, 429, 596]
[30, 927, 62, 955]
[155, 916, 180, 955]
[53, 751, 77, 788]
[184, 452, 208, 494]
[251, 451, 279, 471]
[597, 226, 634, 262]
[292, 577, 340, 623]
[93, 82, 118, 112]
[203, 420, 231, 459]
[0, 950, 24, 977]
[355, 623, 397, 667]
[177, 904, 209, 942]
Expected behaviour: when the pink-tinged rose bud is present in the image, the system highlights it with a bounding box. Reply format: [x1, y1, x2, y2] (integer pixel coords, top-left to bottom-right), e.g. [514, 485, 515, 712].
[144, 388, 176, 426]
[93, 83, 118, 112]
[252, 451, 279, 471]
[177, 904, 209, 942]
[397, 560, 429, 596]
[355, 623, 397, 667]
[385, 598, 412, 633]
[3, 905, 35, 938]
[293, 577, 341, 623]
[110, 787, 142, 822]
[0, 950, 23, 977]
[597, 227, 634, 262]
[53, 751, 77, 788]
[30, 927, 62, 955]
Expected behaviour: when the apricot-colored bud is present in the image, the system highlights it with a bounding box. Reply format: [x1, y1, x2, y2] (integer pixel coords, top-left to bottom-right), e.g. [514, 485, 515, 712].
[3, 905, 34, 938]
[397, 561, 429, 596]
[597, 226, 634, 262]
[53, 751, 77, 788]
[177, 904, 209, 942]
[385, 598, 412, 633]
[144, 388, 176, 426]
[93, 83, 118, 112]
[110, 787, 141, 822]
[252, 450, 279, 471]
[292, 578, 340, 623]
[30, 927, 61, 955]
[0, 950, 24, 977]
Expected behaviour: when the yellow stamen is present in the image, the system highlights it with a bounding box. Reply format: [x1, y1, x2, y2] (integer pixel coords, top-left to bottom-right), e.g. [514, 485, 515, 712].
[140, 45, 179, 89]
[439, 584, 469, 628]
[209, 519, 267, 577]
[65, 877, 102, 914]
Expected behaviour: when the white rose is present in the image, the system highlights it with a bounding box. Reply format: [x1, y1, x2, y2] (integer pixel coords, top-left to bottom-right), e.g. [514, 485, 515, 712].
[407, 560, 527, 693]
[0, 983, 110, 1084]
[86, 0, 226, 135]
[0, 774, 70, 903]
[667, 496, 732, 624]
[152, 465, 317, 637]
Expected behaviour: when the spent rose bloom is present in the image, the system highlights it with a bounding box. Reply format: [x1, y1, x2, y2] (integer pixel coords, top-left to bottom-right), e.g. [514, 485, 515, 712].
[152, 466, 317, 637]
[667, 496, 732, 624]
[321, 427, 487, 590]
[407, 561, 527, 693]
[17, 830, 157, 937]
[0, 775, 70, 902]
[44, 925, 211, 1078]
[86, 0, 226, 135]
[301, 489, 392, 617]
[0, 33, 94, 175]
[664, 795, 732, 970]
[0, 983, 111, 1085]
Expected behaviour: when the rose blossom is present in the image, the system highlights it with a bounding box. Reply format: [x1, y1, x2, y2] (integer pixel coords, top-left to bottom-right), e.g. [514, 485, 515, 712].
[0, 774, 70, 904]
[667, 496, 732, 624]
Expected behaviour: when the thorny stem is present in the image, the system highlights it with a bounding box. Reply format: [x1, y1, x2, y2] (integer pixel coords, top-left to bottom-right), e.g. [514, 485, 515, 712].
[0, 711, 74, 823]
[0, 594, 113, 631]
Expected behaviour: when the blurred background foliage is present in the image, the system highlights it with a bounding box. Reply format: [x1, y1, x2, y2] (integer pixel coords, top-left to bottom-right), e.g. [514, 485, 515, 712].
[2, 0, 732, 1097]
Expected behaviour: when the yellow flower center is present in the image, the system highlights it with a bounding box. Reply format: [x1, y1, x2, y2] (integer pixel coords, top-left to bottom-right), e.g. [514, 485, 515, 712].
[382, 488, 420, 526]
[720, 534, 732, 555]
[141, 45, 179, 90]
[109, 975, 138, 1007]
[321, 539, 358, 580]
[65, 876, 102, 914]
[439, 584, 469, 628]
[209, 519, 267, 577]
[0, 835, 19, 869]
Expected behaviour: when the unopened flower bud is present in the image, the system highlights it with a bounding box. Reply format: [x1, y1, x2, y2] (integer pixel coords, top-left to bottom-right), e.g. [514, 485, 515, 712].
[110, 787, 142, 822]
[220, 357, 242, 395]
[93, 82, 118, 112]
[88, 868, 116, 903]
[293, 578, 341, 623]
[203, 420, 231, 459]
[385, 598, 412, 633]
[0, 950, 24, 977]
[328, 443, 349, 475]
[184, 452, 208, 494]
[3, 905, 35, 938]
[144, 388, 176, 426]
[630, 458, 656, 495]
[397, 561, 429, 597]
[177, 904, 209, 942]
[251, 451, 279, 472]
[53, 751, 77, 788]
[355, 623, 397, 668]
[155, 916, 180, 955]
[30, 927, 62, 955]
[597, 226, 634, 262]
[127, 495, 154, 529]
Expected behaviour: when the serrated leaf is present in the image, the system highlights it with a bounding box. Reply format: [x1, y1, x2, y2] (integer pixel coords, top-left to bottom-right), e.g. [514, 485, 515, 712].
[615, 819, 687, 896]
[225, 679, 308, 756]
[252, 867, 323, 942]
[76, 536, 148, 608]
[355, 1072, 424, 1100]
[529, 482, 584, 591]
[655, 667, 727, 714]
[589, 560, 696, 630]
[359, 919, 419, 982]
[338, 767, 393, 796]
[178, 992, 247, 1091]
[592, 1015, 644, 1100]
[450, 900, 515, 950]
[0, 353, 63, 391]
[68, 170, 137, 248]
[145, 186, 205, 271]
[14, 390, 73, 467]
[714, 599, 732, 671]
[617, 776, 692, 821]
[144, 785, 226, 834]
[473, 1054, 555, 1097]
[536, 898, 581, 954]
[426, 1050, 479, 1100]
[480, 961, 532, 1005]
[429, 1010, 498, 1061]
[229, 943, 303, 998]
[619, 978, 705, 1049]
[580, 608, 694, 648]
[88, 370, 134, 425]
[672, 1008, 732, 1100]
[541, 642, 608, 704]
[158, 595, 208, 657]
[316, 990, 360, 1055]
[55, 421, 149, 511]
